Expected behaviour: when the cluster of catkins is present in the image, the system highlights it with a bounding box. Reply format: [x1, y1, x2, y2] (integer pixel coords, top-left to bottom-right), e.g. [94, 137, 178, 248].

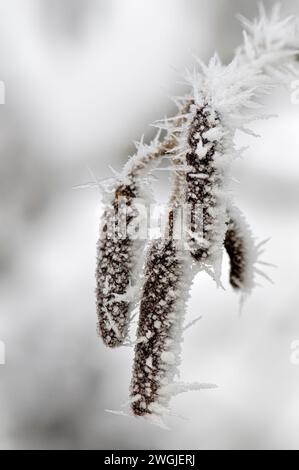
[95, 5, 299, 425]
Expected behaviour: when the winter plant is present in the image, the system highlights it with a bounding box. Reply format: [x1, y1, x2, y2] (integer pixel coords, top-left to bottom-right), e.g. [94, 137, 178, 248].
[95, 4, 299, 427]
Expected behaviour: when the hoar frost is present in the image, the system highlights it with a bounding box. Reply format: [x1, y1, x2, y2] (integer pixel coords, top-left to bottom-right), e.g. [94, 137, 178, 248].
[95, 3, 298, 422]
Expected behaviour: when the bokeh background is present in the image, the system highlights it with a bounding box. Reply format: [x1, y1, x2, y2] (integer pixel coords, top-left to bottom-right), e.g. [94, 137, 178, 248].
[1, 0, 299, 450]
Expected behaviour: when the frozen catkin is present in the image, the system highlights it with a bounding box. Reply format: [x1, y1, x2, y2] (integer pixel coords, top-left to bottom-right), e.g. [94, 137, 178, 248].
[96, 182, 138, 347]
[130, 235, 190, 418]
[184, 102, 231, 273]
[225, 205, 274, 300]
[224, 206, 257, 294]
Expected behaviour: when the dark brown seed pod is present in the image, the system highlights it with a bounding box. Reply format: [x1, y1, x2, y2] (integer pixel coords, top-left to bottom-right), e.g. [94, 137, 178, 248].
[96, 181, 138, 347]
[224, 206, 262, 296]
[130, 236, 189, 417]
[225, 216, 248, 290]
[183, 103, 230, 269]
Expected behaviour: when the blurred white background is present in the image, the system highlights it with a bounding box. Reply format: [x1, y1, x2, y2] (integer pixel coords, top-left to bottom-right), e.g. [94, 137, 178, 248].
[0, 0, 299, 450]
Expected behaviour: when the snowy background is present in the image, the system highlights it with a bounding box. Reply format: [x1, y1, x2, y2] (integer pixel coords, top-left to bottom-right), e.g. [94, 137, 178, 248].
[0, 0, 299, 450]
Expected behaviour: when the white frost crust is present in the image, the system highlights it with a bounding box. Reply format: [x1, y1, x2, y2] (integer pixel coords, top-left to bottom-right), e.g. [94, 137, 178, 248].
[237, 4, 299, 65]
[235, 3, 299, 90]
[122, 133, 165, 180]
[183, 55, 272, 129]
[106, 380, 217, 430]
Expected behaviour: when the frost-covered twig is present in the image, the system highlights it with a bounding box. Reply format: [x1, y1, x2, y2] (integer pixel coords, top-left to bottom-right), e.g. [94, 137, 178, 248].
[96, 4, 298, 420]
